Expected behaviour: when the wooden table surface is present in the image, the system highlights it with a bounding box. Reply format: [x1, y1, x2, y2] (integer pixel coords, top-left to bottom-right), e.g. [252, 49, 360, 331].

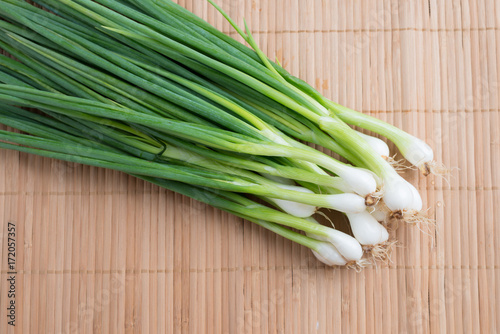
[1, 0, 499, 333]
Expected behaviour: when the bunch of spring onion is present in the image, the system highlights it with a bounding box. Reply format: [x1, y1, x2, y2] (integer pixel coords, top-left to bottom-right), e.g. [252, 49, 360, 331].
[0, 0, 442, 266]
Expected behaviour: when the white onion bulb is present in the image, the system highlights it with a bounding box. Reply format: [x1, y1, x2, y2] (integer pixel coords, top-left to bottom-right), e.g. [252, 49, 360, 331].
[312, 243, 347, 266]
[346, 211, 389, 246]
[356, 131, 390, 157]
[269, 184, 317, 217]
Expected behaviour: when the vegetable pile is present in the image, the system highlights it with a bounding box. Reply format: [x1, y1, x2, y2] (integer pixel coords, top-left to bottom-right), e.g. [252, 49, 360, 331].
[0, 0, 443, 268]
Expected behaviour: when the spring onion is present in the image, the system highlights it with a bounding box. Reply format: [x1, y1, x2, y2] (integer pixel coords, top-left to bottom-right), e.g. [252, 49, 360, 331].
[0, 0, 441, 267]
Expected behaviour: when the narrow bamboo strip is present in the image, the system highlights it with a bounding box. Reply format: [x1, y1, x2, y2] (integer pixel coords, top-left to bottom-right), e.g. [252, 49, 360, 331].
[61, 170, 72, 334]
[188, 197, 198, 334]
[444, 2, 464, 334]
[123, 177, 135, 334]
[196, 201, 207, 333]
[180, 193, 191, 334]
[219, 209, 228, 334]
[53, 165, 63, 331]
[155, 182, 166, 333]
[140, 180, 151, 334]
[54, 163, 66, 334]
[483, 2, 499, 333]
[109, 172, 122, 334]
[454, 3, 474, 333]
[493, 2, 500, 327]
[38, 158, 49, 333]
[164, 188, 175, 334]
[21, 152, 34, 333]
[472, 1, 491, 333]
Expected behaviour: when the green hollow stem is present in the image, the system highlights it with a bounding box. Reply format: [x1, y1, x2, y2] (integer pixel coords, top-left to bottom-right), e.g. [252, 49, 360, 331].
[0, 112, 339, 244]
[138, 128, 349, 190]
[0, 85, 356, 177]
[0, 101, 347, 191]
[0, 5, 266, 140]
[317, 114, 392, 179]
[327, 100, 415, 151]
[67, 0, 327, 115]
[0, 35, 216, 126]
[0, 130, 356, 210]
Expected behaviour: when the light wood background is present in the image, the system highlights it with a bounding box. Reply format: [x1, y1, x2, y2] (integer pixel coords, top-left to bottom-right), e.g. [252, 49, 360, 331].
[1, 0, 499, 333]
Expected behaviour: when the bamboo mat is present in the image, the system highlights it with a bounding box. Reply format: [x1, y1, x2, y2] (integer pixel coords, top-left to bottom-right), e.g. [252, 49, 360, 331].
[1, 0, 499, 333]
